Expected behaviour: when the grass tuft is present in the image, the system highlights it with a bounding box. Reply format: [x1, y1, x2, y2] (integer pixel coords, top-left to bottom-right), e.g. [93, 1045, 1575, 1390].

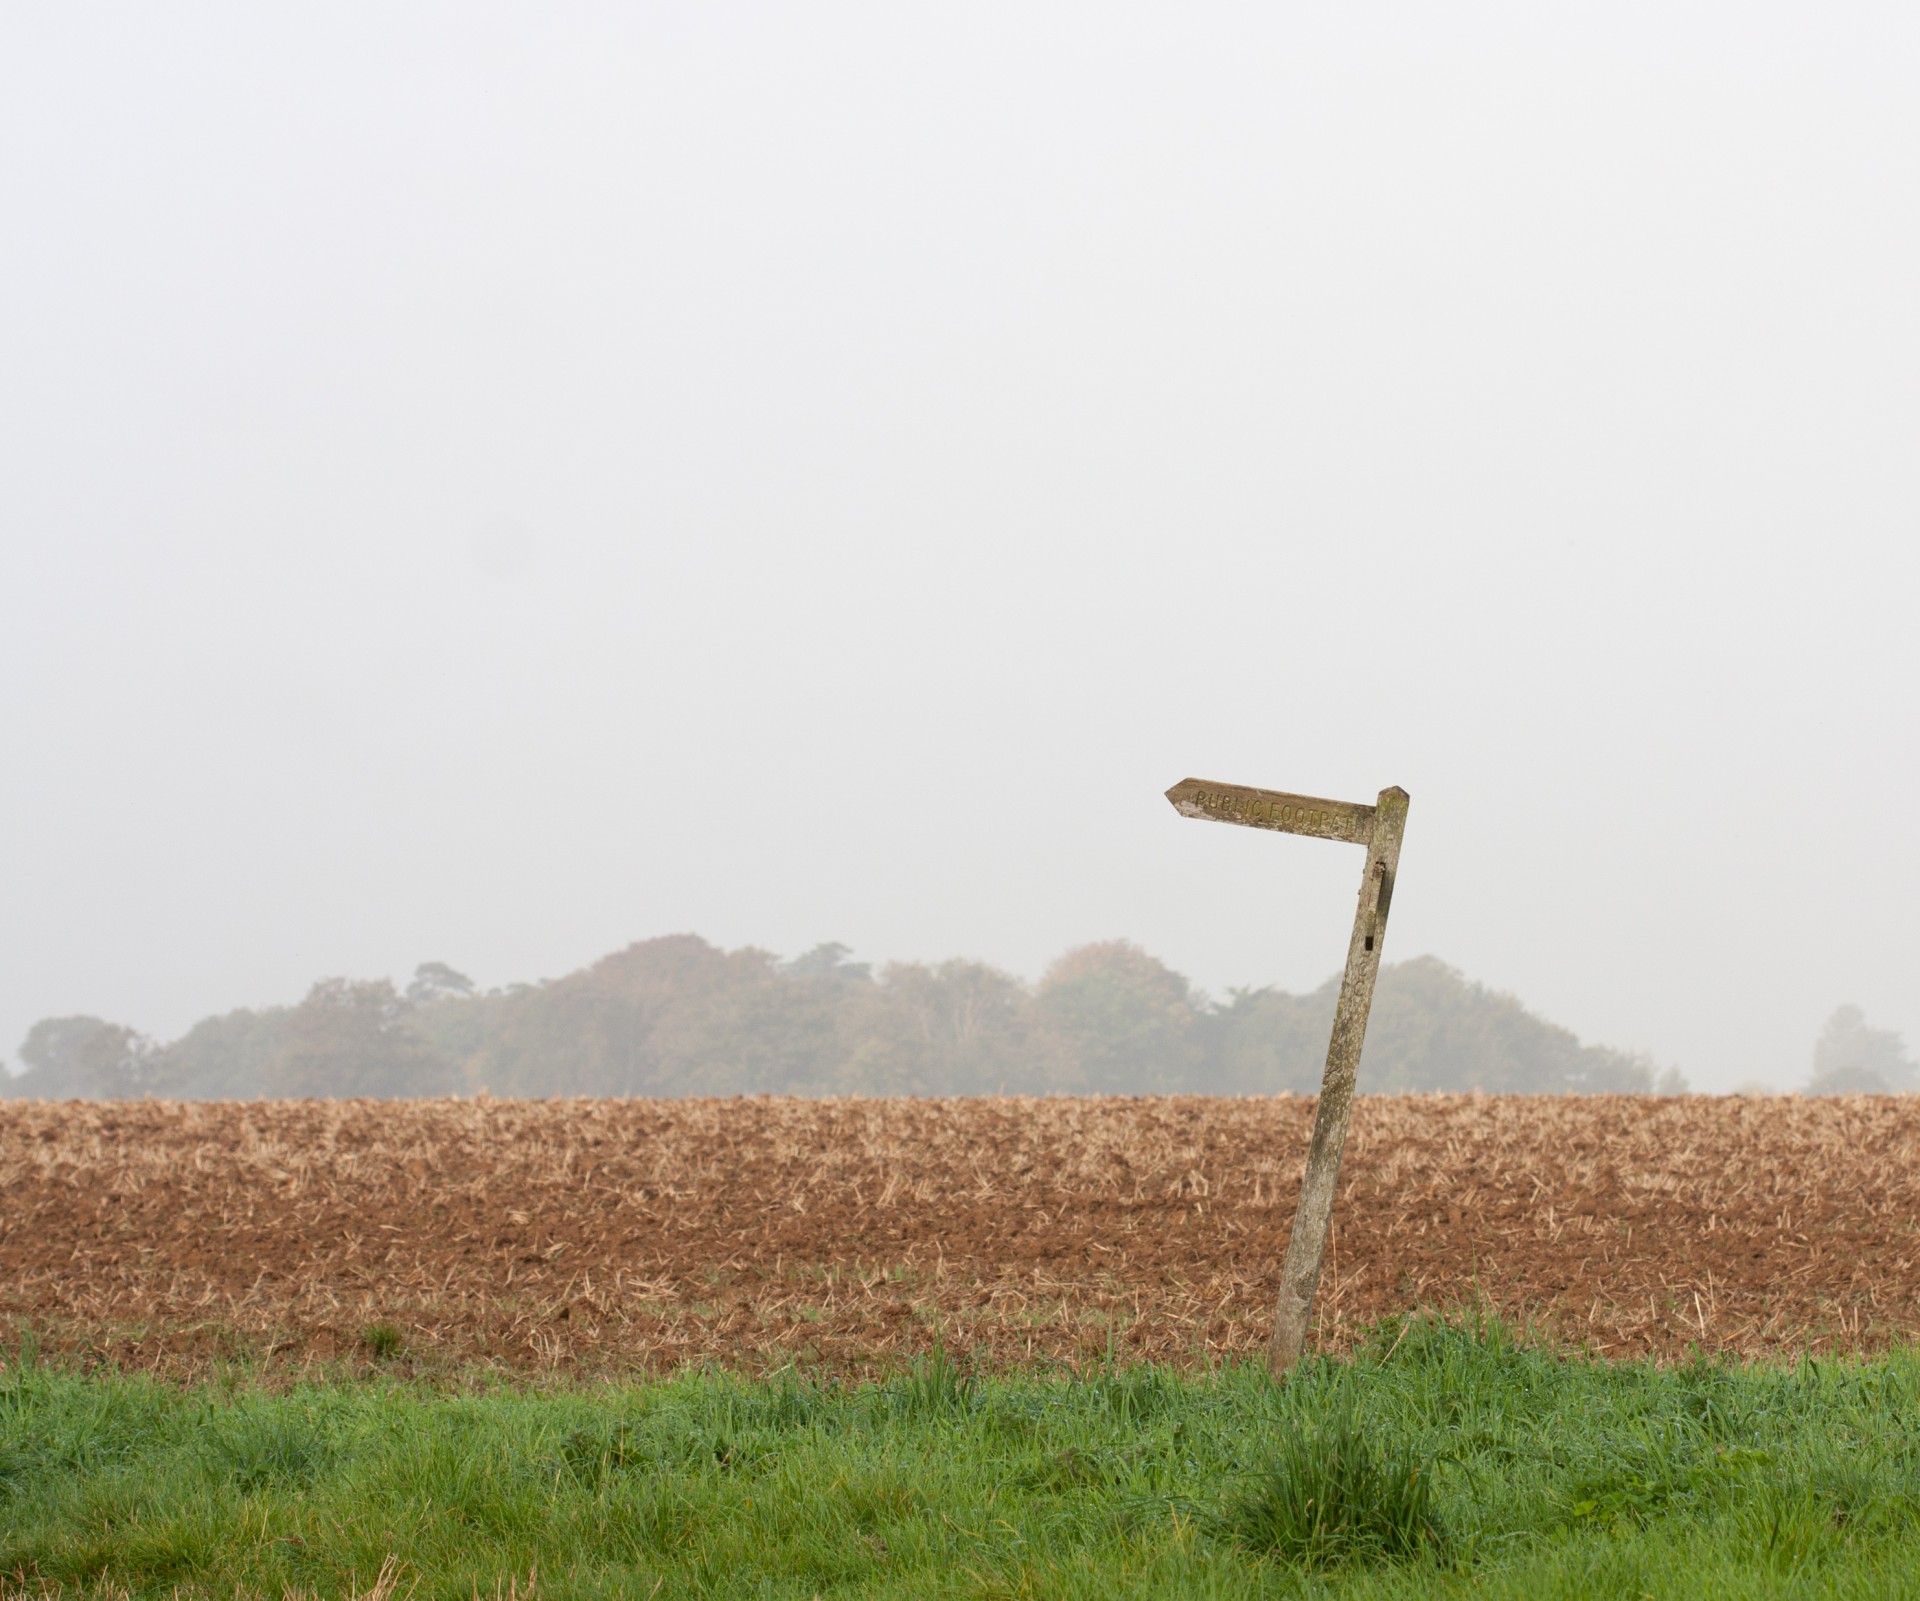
[211, 1411, 333, 1493]
[1226, 1405, 1448, 1570]
[360, 1321, 406, 1360]
[557, 1420, 644, 1486]
[888, 1342, 976, 1420]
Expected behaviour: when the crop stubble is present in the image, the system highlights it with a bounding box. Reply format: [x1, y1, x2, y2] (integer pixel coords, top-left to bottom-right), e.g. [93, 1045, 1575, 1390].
[3, 1095, 1916, 1374]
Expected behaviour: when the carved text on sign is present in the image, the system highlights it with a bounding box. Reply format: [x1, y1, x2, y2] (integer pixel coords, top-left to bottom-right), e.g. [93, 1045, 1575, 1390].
[1164, 779, 1375, 847]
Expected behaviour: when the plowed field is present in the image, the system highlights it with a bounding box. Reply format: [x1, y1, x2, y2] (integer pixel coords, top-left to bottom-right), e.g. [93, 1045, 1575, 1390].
[4, 1095, 1917, 1375]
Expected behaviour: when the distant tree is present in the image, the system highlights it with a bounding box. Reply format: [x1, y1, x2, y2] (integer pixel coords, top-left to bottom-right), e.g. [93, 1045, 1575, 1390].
[7, 1016, 160, 1100]
[406, 962, 476, 1004]
[265, 979, 456, 1098]
[1032, 941, 1202, 1093]
[1361, 958, 1661, 1093]
[1202, 985, 1332, 1094]
[404, 989, 493, 1081]
[837, 959, 1035, 1095]
[4, 936, 1694, 1102]
[1201, 959, 1672, 1096]
[154, 1007, 292, 1099]
[1805, 1005, 1914, 1095]
[785, 943, 872, 984]
[466, 935, 845, 1097]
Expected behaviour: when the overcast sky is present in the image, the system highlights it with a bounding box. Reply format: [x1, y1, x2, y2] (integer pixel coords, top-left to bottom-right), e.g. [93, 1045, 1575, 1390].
[4, 3, 1915, 1092]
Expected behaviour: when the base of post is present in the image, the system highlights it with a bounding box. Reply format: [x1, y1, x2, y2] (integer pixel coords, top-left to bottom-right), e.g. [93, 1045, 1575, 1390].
[1267, 1290, 1312, 1377]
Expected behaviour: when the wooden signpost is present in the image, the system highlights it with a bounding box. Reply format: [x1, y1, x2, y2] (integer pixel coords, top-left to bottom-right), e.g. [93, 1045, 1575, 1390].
[1165, 778, 1410, 1376]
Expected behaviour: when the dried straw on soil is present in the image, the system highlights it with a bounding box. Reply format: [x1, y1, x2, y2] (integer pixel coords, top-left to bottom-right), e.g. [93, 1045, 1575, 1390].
[3, 1095, 1916, 1375]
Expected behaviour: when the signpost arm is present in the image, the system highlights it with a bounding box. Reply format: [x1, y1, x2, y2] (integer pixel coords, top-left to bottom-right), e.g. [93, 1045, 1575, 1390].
[1267, 785, 1410, 1376]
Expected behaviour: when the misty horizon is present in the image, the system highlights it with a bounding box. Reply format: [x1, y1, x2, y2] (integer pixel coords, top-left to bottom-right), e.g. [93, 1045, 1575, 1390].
[5, 925, 1911, 1101]
[1, 930, 1693, 1101]
[3, 930, 1606, 1054]
[4, 5, 1915, 1095]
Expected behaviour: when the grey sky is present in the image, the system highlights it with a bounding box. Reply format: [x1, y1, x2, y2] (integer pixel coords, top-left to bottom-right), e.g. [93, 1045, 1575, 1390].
[4, 3, 1915, 1092]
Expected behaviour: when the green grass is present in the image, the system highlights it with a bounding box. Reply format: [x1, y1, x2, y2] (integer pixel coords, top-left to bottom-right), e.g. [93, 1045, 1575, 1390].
[5, 1315, 1920, 1597]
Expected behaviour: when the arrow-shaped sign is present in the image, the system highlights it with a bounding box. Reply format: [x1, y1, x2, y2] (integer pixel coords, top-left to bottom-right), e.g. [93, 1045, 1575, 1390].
[1165, 779, 1376, 847]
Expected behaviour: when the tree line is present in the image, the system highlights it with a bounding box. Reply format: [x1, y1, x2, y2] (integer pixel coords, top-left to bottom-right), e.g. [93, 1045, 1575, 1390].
[1, 936, 1702, 1101]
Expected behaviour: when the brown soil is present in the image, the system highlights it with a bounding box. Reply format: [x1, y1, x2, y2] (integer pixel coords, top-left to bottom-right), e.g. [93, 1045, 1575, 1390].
[3, 1095, 1916, 1376]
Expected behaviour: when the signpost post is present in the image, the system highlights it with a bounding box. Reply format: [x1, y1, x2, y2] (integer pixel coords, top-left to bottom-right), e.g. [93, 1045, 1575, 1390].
[1165, 778, 1410, 1376]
